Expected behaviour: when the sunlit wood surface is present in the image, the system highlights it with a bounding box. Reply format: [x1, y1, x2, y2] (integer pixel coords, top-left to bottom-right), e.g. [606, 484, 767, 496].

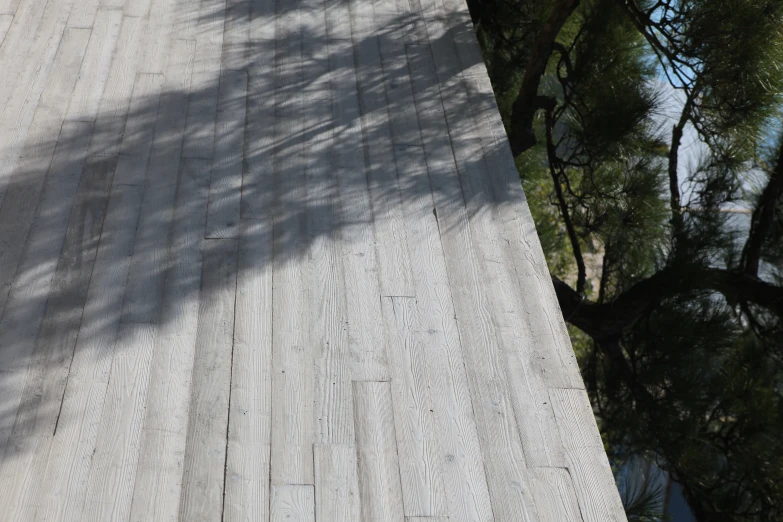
[0, 0, 626, 520]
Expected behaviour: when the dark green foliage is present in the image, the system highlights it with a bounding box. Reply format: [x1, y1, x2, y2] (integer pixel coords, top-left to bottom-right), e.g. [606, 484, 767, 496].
[473, 0, 783, 519]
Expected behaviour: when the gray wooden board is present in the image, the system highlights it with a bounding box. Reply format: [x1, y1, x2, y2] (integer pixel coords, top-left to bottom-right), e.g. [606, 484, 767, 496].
[89, 14, 145, 157]
[550, 387, 627, 522]
[0, 26, 90, 318]
[381, 296, 448, 517]
[0, 0, 78, 209]
[0, 121, 93, 521]
[0, 0, 628, 518]
[81, 322, 157, 522]
[120, 39, 195, 323]
[314, 444, 362, 522]
[65, 8, 123, 122]
[179, 238, 238, 522]
[330, 2, 389, 382]
[223, 220, 273, 522]
[351, 0, 415, 298]
[205, 69, 247, 239]
[33, 153, 145, 522]
[127, 158, 211, 522]
[271, 485, 315, 522]
[352, 381, 405, 522]
[270, 0, 313, 486]
[407, 43, 539, 522]
[181, 0, 226, 158]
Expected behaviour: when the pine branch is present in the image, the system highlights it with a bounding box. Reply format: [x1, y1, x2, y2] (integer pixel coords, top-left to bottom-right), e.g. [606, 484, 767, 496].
[668, 87, 698, 241]
[546, 106, 587, 294]
[552, 266, 783, 341]
[743, 144, 783, 277]
[508, 0, 580, 156]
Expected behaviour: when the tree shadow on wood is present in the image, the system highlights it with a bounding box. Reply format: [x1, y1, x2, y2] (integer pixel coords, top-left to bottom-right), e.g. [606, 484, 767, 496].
[0, 0, 536, 473]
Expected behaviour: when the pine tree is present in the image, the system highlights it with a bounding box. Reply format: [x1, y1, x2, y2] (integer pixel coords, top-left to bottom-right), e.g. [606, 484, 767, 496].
[472, 0, 783, 518]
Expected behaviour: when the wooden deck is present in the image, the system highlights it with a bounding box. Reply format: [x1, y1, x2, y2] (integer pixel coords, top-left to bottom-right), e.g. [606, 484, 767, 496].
[0, 0, 626, 520]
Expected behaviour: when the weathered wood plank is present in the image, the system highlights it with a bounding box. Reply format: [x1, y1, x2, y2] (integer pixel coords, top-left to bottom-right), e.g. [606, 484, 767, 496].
[121, 39, 195, 323]
[221, 0, 250, 69]
[0, 14, 13, 42]
[89, 14, 145, 157]
[0, 26, 90, 318]
[0, 0, 19, 16]
[65, 8, 123, 122]
[328, 4, 389, 382]
[392, 140, 495, 522]
[33, 154, 145, 522]
[81, 323, 157, 522]
[407, 44, 538, 522]
[303, 0, 354, 448]
[270, 0, 313, 486]
[127, 158, 211, 522]
[271, 485, 315, 522]
[240, 33, 275, 219]
[205, 69, 247, 239]
[179, 238, 238, 522]
[0, 0, 79, 209]
[529, 467, 584, 522]
[549, 388, 626, 522]
[381, 296, 448, 517]
[351, 0, 415, 298]
[181, 0, 226, 158]
[314, 444, 362, 522]
[0, 0, 58, 112]
[223, 220, 273, 522]
[119, 72, 165, 157]
[67, 0, 102, 28]
[135, 0, 179, 71]
[368, 6, 496, 520]
[352, 381, 405, 522]
[0, 122, 92, 522]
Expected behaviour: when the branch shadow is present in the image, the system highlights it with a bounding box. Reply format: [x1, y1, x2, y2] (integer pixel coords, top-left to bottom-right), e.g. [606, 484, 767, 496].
[0, 0, 524, 470]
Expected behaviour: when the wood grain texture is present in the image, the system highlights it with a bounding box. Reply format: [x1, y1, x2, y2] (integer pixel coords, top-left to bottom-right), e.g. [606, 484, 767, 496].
[0, 1, 18, 16]
[329, 6, 389, 382]
[304, 5, 354, 448]
[0, 0, 79, 209]
[550, 388, 625, 522]
[223, 220, 273, 522]
[314, 444, 362, 522]
[33, 154, 144, 522]
[375, 3, 495, 520]
[65, 8, 123, 121]
[0, 1, 626, 519]
[0, 14, 13, 42]
[351, 0, 415, 299]
[0, 122, 93, 522]
[127, 158, 210, 522]
[529, 467, 584, 522]
[0, 26, 90, 320]
[271, 485, 315, 522]
[205, 69, 247, 239]
[407, 42, 538, 522]
[89, 14, 145, 157]
[120, 39, 194, 323]
[381, 297, 447, 517]
[82, 323, 157, 522]
[179, 238, 238, 522]
[352, 381, 405, 522]
[67, 0, 102, 28]
[270, 0, 313, 486]
[181, 0, 225, 158]
[240, 0, 275, 219]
